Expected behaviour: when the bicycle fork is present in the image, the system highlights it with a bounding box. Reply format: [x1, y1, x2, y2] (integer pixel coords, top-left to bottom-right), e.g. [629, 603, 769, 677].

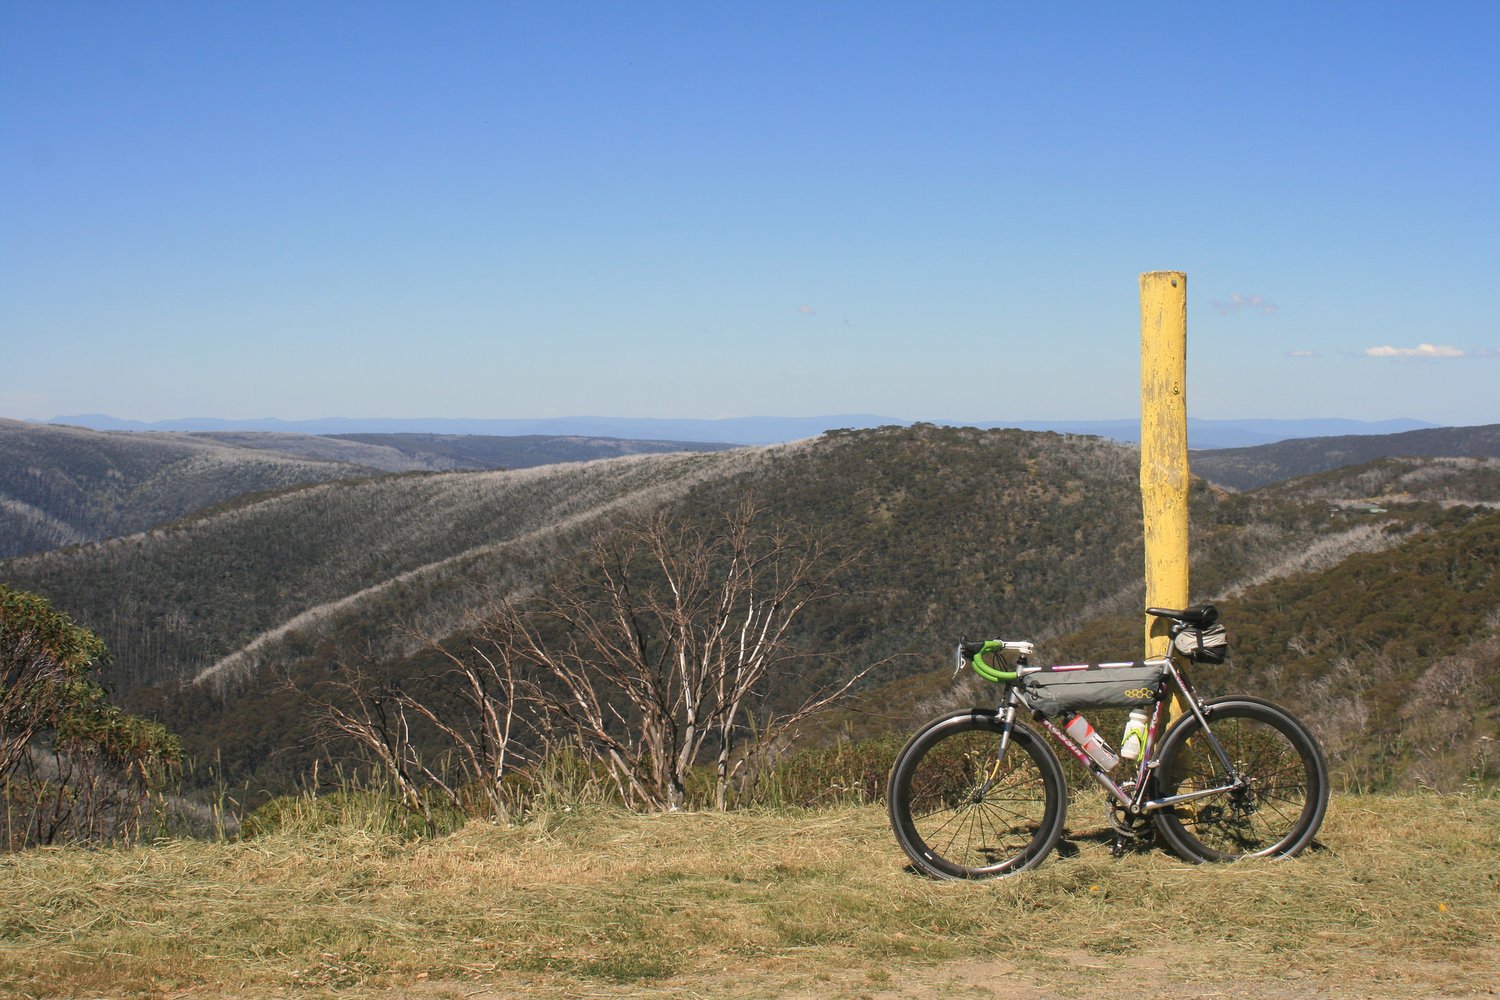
[974, 703, 1019, 797]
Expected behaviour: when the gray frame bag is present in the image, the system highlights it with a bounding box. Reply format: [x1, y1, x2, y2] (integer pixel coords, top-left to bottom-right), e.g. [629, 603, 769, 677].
[1018, 661, 1169, 718]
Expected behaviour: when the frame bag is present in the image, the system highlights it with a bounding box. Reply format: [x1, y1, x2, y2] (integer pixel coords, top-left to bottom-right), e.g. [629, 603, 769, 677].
[1018, 661, 1168, 718]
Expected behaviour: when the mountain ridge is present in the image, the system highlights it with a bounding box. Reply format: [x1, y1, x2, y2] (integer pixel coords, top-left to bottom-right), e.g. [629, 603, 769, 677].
[0, 419, 745, 558]
[1191, 423, 1500, 490]
[39, 413, 1441, 449]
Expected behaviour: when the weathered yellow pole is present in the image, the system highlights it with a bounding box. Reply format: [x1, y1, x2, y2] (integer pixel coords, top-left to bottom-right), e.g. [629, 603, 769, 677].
[1140, 271, 1190, 713]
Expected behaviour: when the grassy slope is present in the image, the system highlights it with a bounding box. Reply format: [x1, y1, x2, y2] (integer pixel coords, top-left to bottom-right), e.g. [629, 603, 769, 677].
[1, 794, 1495, 999]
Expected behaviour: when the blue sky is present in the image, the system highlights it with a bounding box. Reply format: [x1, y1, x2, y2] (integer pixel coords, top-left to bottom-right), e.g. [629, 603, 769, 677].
[3, 2, 1496, 427]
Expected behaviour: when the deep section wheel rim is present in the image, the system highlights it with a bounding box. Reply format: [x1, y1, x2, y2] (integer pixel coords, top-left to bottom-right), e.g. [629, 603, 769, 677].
[900, 727, 1054, 875]
[1159, 707, 1321, 859]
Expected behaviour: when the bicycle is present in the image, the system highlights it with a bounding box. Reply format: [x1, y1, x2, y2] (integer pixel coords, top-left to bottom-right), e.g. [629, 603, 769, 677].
[887, 604, 1329, 879]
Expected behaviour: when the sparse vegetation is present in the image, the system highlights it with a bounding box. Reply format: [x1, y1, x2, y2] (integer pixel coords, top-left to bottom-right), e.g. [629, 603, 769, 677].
[297, 501, 881, 817]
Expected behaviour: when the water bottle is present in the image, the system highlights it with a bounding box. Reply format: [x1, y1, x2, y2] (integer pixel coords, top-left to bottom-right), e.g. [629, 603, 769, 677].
[1119, 709, 1150, 761]
[1063, 712, 1119, 770]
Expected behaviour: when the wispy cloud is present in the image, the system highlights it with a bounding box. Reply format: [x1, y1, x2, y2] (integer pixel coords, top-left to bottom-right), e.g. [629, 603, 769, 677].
[1286, 349, 1320, 358]
[797, 305, 816, 316]
[1211, 293, 1278, 316]
[1364, 343, 1478, 359]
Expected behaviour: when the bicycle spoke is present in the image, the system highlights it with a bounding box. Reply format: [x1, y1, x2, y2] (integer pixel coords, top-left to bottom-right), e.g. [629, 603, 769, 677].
[897, 725, 1057, 874]
[1154, 700, 1327, 861]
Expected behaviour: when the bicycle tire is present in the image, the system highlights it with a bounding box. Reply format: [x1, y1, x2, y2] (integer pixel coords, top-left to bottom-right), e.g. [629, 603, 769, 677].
[887, 709, 1066, 879]
[1151, 696, 1329, 863]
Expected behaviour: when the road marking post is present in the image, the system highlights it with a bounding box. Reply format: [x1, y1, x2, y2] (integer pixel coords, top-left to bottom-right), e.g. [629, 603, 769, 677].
[1140, 271, 1191, 718]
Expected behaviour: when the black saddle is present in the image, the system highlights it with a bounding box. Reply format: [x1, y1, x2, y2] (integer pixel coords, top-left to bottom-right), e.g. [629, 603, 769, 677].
[1144, 604, 1220, 627]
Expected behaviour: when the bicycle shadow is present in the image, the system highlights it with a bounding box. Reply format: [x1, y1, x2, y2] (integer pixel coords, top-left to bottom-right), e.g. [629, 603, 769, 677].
[893, 827, 1332, 877]
[1054, 827, 1333, 858]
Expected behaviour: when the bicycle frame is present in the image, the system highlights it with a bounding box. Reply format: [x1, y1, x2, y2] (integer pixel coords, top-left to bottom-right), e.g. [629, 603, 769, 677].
[996, 656, 1247, 819]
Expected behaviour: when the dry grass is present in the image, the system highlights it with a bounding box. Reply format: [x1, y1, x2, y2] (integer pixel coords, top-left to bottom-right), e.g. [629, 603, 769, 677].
[1, 793, 1497, 999]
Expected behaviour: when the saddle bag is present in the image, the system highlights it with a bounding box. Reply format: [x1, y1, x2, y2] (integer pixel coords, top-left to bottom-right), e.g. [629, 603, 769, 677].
[1172, 622, 1229, 664]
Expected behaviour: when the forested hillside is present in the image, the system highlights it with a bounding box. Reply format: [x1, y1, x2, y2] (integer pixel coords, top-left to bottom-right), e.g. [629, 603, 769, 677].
[192, 430, 736, 471]
[3, 422, 1496, 798]
[1007, 503, 1500, 793]
[0, 425, 1354, 792]
[0, 421, 746, 560]
[1258, 455, 1500, 507]
[0, 447, 775, 691]
[4, 425, 1353, 697]
[1191, 422, 1500, 490]
[0, 420, 386, 558]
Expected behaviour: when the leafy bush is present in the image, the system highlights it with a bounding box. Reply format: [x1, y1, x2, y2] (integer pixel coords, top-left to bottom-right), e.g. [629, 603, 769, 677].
[1, 585, 181, 850]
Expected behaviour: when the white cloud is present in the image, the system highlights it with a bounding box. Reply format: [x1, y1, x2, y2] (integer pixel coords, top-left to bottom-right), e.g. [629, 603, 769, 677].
[1286, 349, 1320, 358]
[797, 305, 816, 316]
[1212, 294, 1278, 316]
[1364, 343, 1470, 359]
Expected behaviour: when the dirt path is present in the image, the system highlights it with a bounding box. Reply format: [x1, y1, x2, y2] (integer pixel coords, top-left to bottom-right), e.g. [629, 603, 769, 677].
[304, 951, 1497, 1000]
[860, 954, 1499, 1000]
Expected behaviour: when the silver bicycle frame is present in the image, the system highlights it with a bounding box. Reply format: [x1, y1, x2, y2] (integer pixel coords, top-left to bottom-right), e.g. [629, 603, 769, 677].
[1139, 657, 1248, 814]
[1000, 656, 1248, 815]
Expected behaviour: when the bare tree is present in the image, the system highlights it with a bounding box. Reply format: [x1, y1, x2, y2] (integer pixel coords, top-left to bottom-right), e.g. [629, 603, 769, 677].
[302, 638, 538, 823]
[300, 501, 871, 815]
[500, 500, 874, 811]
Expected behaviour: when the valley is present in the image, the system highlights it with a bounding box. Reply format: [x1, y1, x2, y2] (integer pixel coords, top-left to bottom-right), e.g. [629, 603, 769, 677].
[2, 419, 1498, 801]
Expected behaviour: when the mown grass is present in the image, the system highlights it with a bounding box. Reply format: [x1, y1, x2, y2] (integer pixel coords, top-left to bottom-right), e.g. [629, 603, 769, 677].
[1, 793, 1497, 999]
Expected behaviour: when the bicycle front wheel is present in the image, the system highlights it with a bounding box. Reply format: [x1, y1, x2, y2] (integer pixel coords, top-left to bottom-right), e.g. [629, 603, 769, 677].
[887, 710, 1066, 879]
[1152, 697, 1329, 862]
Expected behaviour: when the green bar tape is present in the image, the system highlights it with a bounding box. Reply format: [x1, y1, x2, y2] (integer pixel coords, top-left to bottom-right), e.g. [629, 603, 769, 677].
[971, 640, 1019, 683]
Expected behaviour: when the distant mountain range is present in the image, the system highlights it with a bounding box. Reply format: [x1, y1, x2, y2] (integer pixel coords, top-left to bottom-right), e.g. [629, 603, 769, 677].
[41, 414, 1441, 450]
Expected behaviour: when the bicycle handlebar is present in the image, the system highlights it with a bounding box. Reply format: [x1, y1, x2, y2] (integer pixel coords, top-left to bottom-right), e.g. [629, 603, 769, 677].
[956, 637, 1034, 683]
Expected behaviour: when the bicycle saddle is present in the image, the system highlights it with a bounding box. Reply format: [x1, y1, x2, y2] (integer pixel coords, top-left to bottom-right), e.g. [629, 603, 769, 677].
[1144, 604, 1219, 626]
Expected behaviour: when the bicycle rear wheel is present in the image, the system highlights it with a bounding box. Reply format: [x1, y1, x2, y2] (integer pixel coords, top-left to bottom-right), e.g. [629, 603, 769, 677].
[1152, 697, 1329, 862]
[887, 710, 1066, 879]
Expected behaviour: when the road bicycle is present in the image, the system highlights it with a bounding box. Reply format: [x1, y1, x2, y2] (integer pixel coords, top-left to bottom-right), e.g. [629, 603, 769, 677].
[887, 605, 1329, 879]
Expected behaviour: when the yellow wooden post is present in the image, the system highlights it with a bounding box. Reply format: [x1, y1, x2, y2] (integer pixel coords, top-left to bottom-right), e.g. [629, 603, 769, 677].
[1140, 271, 1190, 716]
